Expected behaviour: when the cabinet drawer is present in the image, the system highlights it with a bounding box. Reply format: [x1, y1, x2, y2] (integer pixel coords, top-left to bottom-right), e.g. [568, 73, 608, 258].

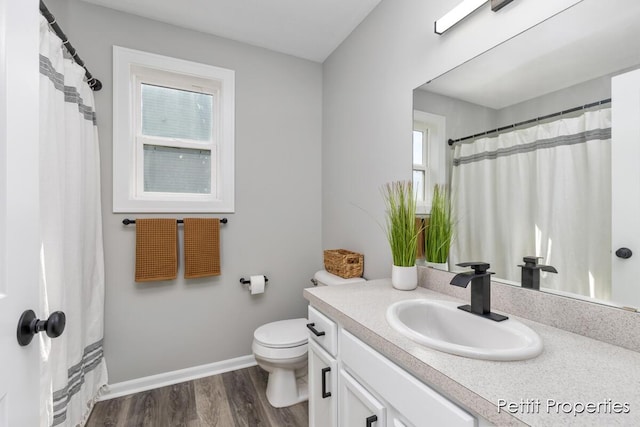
[340, 329, 475, 427]
[307, 306, 337, 356]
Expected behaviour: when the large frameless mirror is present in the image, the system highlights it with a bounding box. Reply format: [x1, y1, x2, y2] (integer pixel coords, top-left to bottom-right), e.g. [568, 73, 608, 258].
[413, 0, 640, 311]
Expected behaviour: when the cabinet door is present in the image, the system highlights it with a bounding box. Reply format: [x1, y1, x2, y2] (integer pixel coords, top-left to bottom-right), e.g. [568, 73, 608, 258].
[309, 340, 337, 427]
[339, 370, 386, 427]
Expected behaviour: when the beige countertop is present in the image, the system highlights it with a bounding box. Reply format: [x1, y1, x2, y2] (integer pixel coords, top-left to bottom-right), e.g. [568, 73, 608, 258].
[304, 279, 640, 426]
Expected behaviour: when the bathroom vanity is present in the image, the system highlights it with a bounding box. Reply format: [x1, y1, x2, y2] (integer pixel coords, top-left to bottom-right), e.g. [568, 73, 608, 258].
[307, 305, 475, 427]
[304, 279, 640, 426]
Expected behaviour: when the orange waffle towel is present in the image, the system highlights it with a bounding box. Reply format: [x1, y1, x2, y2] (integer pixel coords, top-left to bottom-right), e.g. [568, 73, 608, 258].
[135, 219, 178, 282]
[183, 218, 221, 279]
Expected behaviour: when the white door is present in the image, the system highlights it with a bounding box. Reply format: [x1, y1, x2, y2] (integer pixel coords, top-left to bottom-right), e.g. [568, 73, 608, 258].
[0, 0, 42, 425]
[612, 68, 640, 309]
[308, 340, 337, 427]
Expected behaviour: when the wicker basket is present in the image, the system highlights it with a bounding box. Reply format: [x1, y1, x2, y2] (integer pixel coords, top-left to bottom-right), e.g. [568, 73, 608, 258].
[323, 249, 364, 279]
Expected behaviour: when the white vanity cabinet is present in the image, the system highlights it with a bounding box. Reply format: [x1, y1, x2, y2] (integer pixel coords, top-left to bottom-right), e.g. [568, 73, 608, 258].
[308, 306, 338, 427]
[308, 304, 477, 427]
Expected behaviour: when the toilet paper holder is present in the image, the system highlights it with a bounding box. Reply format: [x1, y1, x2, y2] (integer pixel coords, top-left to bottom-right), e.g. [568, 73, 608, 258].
[239, 276, 269, 287]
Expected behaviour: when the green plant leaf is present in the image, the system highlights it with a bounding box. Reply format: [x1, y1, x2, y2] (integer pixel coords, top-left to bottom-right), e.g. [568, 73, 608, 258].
[382, 181, 420, 267]
[425, 184, 454, 263]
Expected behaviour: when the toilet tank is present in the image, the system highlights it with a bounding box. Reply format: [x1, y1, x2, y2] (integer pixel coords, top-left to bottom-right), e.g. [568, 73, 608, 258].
[313, 270, 366, 287]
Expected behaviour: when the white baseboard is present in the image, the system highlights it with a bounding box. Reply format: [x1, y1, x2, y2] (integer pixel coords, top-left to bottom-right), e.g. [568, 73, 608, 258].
[99, 354, 257, 401]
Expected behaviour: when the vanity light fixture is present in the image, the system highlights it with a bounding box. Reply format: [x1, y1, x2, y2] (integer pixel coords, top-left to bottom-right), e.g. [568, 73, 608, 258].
[435, 0, 516, 35]
[434, 0, 487, 35]
[491, 0, 515, 12]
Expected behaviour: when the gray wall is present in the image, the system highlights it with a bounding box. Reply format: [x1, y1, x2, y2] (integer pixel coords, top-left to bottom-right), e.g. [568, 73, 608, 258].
[322, 0, 583, 280]
[497, 74, 613, 127]
[413, 90, 498, 142]
[49, 0, 322, 383]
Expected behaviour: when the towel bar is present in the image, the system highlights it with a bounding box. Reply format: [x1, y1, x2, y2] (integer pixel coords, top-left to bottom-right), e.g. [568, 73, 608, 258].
[122, 218, 228, 225]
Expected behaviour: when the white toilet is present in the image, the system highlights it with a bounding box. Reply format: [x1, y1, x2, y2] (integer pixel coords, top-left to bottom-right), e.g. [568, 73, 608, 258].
[252, 270, 366, 408]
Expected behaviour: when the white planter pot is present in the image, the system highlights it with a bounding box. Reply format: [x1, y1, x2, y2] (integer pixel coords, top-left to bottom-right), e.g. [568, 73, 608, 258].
[425, 260, 448, 271]
[391, 265, 418, 291]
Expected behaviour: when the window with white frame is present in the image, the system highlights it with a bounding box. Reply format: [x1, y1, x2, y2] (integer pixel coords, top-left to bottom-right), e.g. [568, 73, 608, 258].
[413, 126, 429, 204]
[113, 46, 235, 212]
[413, 111, 446, 214]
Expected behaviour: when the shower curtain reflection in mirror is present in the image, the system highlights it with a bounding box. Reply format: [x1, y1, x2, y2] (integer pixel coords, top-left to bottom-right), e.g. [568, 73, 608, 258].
[450, 108, 611, 300]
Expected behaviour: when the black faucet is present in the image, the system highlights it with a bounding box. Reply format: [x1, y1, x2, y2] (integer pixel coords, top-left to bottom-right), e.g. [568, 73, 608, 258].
[518, 256, 557, 290]
[450, 262, 508, 322]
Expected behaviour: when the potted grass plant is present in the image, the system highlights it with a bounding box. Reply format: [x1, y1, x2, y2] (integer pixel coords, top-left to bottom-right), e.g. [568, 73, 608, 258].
[382, 181, 421, 290]
[425, 184, 454, 270]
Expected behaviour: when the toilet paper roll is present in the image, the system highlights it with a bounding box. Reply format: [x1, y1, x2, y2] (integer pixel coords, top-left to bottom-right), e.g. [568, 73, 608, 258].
[250, 275, 265, 295]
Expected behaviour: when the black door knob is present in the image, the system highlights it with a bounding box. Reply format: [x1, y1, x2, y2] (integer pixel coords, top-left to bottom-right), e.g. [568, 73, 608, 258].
[616, 247, 633, 259]
[16, 309, 66, 346]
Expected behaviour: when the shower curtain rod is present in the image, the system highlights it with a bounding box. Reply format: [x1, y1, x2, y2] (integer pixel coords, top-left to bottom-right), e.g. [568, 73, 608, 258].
[39, 0, 102, 91]
[447, 98, 611, 146]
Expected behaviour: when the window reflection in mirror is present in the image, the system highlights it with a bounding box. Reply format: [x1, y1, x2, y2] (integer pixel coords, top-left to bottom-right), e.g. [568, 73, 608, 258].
[412, 111, 446, 215]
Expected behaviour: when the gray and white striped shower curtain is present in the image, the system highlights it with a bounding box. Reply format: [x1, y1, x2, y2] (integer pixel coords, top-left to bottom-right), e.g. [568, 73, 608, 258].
[39, 16, 107, 426]
[450, 108, 612, 300]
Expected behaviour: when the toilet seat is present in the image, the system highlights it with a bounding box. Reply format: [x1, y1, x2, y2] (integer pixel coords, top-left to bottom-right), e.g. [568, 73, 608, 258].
[253, 318, 308, 348]
[252, 340, 307, 361]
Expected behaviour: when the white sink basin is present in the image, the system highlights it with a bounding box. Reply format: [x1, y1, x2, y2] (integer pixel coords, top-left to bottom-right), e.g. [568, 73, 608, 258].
[386, 299, 543, 361]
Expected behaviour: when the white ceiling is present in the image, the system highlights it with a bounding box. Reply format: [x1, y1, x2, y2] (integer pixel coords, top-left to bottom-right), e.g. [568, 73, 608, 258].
[80, 0, 382, 62]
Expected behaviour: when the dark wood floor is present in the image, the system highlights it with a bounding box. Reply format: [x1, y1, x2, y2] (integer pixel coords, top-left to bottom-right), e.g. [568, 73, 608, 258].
[86, 366, 308, 427]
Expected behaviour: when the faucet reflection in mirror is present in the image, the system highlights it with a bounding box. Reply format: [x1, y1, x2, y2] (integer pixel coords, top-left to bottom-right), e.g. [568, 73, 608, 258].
[519, 256, 557, 290]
